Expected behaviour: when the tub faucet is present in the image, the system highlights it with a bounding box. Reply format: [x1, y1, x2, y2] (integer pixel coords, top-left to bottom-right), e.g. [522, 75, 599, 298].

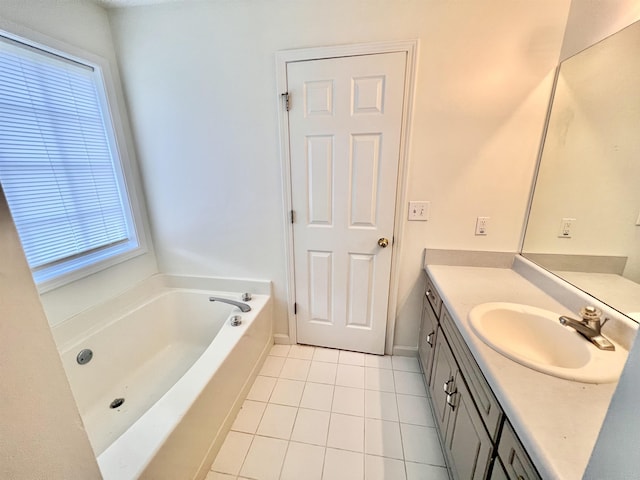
[209, 296, 251, 312]
[559, 306, 615, 351]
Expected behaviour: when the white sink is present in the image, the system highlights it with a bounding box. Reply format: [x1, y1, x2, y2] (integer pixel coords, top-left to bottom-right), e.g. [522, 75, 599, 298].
[468, 302, 626, 383]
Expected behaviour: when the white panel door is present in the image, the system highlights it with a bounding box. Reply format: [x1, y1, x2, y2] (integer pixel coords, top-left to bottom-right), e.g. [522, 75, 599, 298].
[287, 52, 406, 354]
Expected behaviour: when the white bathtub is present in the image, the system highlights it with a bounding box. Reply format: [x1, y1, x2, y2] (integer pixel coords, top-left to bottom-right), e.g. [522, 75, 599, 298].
[55, 275, 272, 480]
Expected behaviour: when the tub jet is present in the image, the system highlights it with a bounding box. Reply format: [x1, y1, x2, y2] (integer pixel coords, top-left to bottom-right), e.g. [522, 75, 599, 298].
[76, 348, 93, 365]
[110, 398, 125, 409]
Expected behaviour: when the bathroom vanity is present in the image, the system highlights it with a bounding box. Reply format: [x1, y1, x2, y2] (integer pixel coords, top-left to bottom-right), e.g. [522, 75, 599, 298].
[418, 253, 636, 480]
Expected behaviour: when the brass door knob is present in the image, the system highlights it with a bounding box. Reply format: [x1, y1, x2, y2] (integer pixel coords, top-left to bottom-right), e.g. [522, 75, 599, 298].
[378, 237, 389, 248]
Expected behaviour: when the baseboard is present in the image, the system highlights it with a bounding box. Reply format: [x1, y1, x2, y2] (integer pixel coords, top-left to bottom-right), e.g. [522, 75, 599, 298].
[274, 335, 415, 356]
[392, 345, 418, 357]
[273, 333, 291, 345]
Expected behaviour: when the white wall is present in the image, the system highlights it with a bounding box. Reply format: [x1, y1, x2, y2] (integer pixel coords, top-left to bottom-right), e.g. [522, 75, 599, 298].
[560, 0, 640, 60]
[108, 0, 570, 349]
[0, 184, 100, 478]
[0, 0, 158, 327]
[0, 0, 157, 474]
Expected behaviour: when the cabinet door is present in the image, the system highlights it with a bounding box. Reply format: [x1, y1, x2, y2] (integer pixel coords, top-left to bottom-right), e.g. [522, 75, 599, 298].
[490, 458, 509, 480]
[498, 422, 541, 480]
[418, 297, 438, 385]
[445, 372, 493, 480]
[429, 331, 458, 436]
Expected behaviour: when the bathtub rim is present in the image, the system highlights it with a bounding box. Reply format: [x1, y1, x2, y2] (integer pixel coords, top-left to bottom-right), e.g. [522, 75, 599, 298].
[61, 287, 264, 457]
[95, 291, 272, 479]
[51, 273, 272, 352]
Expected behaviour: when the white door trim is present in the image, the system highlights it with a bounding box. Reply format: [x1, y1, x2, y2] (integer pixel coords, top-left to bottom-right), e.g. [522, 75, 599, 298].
[275, 40, 418, 354]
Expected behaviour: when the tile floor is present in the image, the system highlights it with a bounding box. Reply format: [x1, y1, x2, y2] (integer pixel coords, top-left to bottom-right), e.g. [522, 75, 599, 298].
[206, 345, 449, 480]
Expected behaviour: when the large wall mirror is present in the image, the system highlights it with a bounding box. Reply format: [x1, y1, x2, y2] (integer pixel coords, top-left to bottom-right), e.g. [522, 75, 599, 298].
[522, 20, 640, 321]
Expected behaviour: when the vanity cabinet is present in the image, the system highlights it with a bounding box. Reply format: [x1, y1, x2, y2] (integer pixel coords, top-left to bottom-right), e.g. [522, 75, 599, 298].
[430, 329, 493, 479]
[497, 421, 540, 480]
[430, 327, 458, 434]
[489, 459, 509, 480]
[418, 275, 441, 384]
[420, 270, 541, 480]
[440, 308, 502, 440]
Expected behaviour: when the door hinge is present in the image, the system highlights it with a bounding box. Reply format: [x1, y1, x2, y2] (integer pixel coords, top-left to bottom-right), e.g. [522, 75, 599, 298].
[290, 210, 295, 224]
[294, 302, 298, 314]
[281, 92, 290, 111]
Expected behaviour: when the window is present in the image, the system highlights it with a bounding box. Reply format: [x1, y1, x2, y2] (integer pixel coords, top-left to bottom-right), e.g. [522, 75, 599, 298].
[0, 33, 144, 290]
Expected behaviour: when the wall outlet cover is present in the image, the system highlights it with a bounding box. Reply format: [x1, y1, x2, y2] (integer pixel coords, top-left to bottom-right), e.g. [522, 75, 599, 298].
[475, 216, 489, 235]
[558, 217, 576, 238]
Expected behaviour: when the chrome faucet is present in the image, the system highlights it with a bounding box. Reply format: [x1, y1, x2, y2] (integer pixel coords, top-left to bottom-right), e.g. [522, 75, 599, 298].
[209, 296, 251, 312]
[559, 306, 615, 351]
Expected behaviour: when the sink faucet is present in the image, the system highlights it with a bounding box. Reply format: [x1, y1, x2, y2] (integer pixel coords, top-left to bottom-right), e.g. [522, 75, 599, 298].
[559, 306, 615, 351]
[209, 296, 251, 312]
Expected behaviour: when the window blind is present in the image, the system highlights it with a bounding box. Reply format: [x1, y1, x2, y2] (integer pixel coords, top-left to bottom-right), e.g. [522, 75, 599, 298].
[0, 35, 132, 275]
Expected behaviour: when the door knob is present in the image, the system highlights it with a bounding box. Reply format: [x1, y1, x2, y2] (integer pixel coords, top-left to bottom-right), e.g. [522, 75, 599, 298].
[378, 237, 389, 248]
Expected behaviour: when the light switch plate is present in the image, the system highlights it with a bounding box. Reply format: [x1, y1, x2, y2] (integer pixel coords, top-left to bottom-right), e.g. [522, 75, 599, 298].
[408, 201, 430, 221]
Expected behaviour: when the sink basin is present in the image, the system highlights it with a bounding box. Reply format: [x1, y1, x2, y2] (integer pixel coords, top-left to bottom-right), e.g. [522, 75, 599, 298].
[468, 302, 625, 383]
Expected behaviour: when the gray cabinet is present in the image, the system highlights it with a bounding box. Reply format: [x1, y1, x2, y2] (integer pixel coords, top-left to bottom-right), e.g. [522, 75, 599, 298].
[429, 328, 458, 434]
[489, 459, 509, 480]
[497, 421, 541, 480]
[440, 309, 502, 441]
[446, 371, 493, 480]
[418, 289, 439, 385]
[430, 331, 493, 480]
[421, 270, 542, 480]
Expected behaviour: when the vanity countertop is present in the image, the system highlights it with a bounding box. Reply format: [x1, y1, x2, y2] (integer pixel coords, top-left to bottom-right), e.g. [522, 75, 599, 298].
[425, 264, 633, 480]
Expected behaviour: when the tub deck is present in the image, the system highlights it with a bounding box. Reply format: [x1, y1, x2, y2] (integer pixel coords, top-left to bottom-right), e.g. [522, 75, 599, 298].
[53, 275, 273, 480]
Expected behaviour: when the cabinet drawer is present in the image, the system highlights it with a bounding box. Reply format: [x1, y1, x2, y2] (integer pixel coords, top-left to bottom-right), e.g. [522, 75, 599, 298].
[440, 307, 503, 441]
[498, 421, 541, 480]
[425, 274, 442, 317]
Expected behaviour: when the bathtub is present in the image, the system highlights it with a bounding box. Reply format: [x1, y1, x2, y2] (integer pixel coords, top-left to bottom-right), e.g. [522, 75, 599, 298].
[55, 275, 273, 480]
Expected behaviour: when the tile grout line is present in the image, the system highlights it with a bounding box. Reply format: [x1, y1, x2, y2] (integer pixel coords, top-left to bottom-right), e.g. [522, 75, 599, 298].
[235, 432, 256, 479]
[273, 350, 307, 479]
[215, 350, 440, 479]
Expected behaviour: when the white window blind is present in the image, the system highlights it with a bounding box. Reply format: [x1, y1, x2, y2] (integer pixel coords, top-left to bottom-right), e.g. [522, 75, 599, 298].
[0, 35, 138, 285]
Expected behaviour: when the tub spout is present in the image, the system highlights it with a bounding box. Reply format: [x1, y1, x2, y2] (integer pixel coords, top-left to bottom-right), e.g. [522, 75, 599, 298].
[209, 296, 251, 312]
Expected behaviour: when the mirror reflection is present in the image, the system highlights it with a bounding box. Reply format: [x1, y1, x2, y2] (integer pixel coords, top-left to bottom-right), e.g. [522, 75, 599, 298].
[522, 20, 640, 321]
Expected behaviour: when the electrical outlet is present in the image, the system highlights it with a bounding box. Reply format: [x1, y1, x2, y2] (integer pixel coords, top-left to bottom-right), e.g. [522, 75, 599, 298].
[408, 201, 430, 221]
[475, 217, 489, 235]
[558, 217, 576, 238]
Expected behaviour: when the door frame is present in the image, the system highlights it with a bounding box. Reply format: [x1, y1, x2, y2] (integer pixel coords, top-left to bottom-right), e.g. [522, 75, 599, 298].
[275, 40, 418, 355]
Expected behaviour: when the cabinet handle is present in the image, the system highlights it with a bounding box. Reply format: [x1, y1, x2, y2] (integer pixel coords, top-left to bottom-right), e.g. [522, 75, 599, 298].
[425, 331, 434, 346]
[446, 391, 458, 410]
[443, 377, 455, 394]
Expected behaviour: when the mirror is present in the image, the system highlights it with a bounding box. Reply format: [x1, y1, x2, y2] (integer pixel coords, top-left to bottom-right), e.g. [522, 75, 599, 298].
[522, 20, 640, 321]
